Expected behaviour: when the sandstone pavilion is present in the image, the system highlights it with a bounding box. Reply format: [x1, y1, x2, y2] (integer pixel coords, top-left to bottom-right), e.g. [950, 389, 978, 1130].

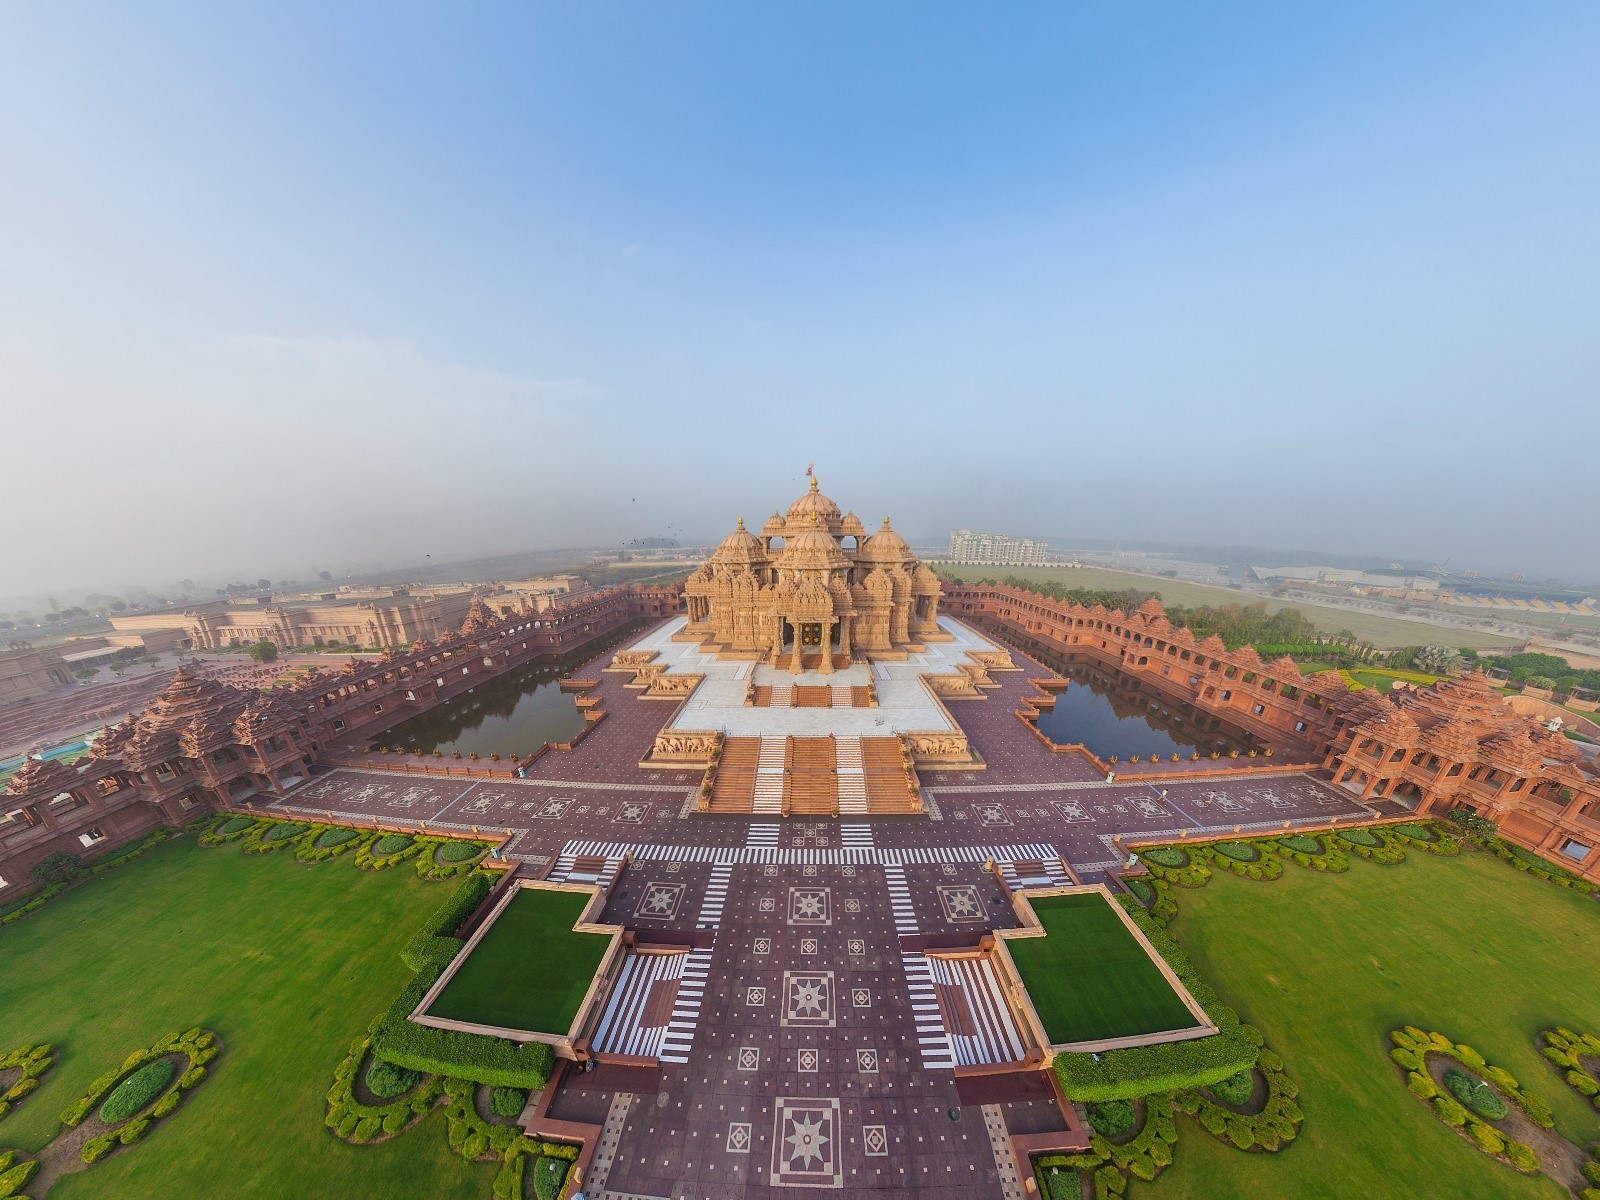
[607, 479, 1017, 816]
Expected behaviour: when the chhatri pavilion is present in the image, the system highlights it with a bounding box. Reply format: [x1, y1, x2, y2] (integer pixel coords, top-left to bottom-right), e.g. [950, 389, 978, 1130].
[682, 478, 945, 672]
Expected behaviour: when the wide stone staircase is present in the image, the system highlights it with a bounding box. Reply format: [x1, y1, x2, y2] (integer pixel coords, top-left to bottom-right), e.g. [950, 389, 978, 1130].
[788, 737, 838, 815]
[701, 734, 921, 816]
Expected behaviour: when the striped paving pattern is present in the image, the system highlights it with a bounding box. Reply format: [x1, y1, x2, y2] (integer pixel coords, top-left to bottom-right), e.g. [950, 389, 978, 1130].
[658, 947, 714, 1064]
[836, 737, 869, 815]
[746, 823, 780, 849]
[556, 839, 1061, 867]
[695, 863, 733, 928]
[549, 853, 626, 889]
[926, 954, 1026, 1067]
[590, 950, 687, 1059]
[882, 863, 918, 936]
[900, 952, 956, 1069]
[753, 737, 786, 814]
[840, 822, 874, 851]
[996, 855, 1076, 892]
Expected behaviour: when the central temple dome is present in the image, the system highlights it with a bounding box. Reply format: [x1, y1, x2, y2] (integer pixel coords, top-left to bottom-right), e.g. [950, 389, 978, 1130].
[776, 518, 851, 570]
[785, 477, 843, 533]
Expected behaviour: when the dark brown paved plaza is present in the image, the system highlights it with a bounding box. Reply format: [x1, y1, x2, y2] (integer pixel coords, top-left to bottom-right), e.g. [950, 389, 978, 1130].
[263, 623, 1375, 1199]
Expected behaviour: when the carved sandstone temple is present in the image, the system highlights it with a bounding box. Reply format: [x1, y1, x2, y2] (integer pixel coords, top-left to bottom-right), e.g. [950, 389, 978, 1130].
[682, 478, 944, 672]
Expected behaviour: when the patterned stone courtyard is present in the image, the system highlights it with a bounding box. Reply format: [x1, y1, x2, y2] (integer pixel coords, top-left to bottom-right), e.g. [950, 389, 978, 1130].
[260, 619, 1375, 1198]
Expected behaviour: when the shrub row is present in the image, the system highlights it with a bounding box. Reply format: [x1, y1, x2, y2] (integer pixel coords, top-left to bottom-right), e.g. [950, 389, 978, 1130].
[0, 1153, 39, 1198]
[490, 1137, 579, 1200]
[198, 814, 258, 844]
[415, 838, 493, 879]
[355, 834, 420, 870]
[373, 874, 554, 1090]
[1334, 826, 1408, 864]
[1176, 1045, 1304, 1152]
[1202, 842, 1284, 881]
[296, 825, 372, 863]
[1053, 899, 1257, 1100]
[67, 1029, 219, 1165]
[325, 1034, 445, 1143]
[1540, 1027, 1600, 1112]
[0, 1044, 55, 1119]
[1, 827, 182, 927]
[1478, 837, 1599, 895]
[1389, 1027, 1548, 1175]
[1263, 835, 1350, 874]
[400, 871, 494, 972]
[1084, 1099, 1136, 1137]
[1036, 1092, 1178, 1196]
[1388, 822, 1461, 856]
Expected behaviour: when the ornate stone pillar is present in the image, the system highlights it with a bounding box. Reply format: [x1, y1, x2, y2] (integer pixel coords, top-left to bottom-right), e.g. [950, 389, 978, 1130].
[819, 619, 834, 675]
[790, 616, 804, 675]
[839, 616, 852, 665]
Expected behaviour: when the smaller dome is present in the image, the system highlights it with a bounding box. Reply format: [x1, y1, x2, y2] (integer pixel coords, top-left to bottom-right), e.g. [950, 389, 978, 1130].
[858, 517, 912, 563]
[841, 512, 867, 538]
[711, 517, 768, 565]
[776, 516, 851, 570]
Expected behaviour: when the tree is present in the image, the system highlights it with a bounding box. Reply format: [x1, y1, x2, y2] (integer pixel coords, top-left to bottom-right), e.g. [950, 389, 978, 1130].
[319, 570, 332, 582]
[31, 851, 83, 886]
[247, 640, 279, 663]
[1412, 645, 1462, 676]
[256, 578, 272, 590]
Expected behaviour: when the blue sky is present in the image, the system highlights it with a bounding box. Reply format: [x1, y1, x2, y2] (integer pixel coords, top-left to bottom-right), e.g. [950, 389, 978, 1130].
[3, 2, 1597, 595]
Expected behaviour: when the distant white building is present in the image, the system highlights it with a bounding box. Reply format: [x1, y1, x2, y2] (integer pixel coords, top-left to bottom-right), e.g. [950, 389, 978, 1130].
[947, 529, 1048, 566]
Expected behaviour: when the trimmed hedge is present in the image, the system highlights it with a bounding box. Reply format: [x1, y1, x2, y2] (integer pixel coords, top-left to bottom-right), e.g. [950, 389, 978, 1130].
[531, 1154, 570, 1200]
[1277, 834, 1321, 854]
[1177, 1044, 1304, 1152]
[1213, 841, 1260, 863]
[356, 834, 421, 871]
[490, 1086, 528, 1119]
[326, 1034, 445, 1143]
[400, 872, 493, 972]
[1539, 1027, 1600, 1112]
[1125, 878, 1155, 907]
[1140, 847, 1188, 869]
[364, 1056, 422, 1100]
[1389, 1027, 1547, 1175]
[372, 873, 554, 1089]
[59, 1029, 218, 1165]
[1335, 826, 1408, 864]
[1389, 822, 1461, 856]
[1036, 1092, 1178, 1194]
[1053, 899, 1257, 1101]
[99, 1057, 178, 1123]
[297, 824, 372, 863]
[1085, 1099, 1136, 1137]
[415, 838, 492, 879]
[1480, 838, 1599, 895]
[0, 1043, 55, 1120]
[1208, 1068, 1254, 1107]
[238, 820, 310, 853]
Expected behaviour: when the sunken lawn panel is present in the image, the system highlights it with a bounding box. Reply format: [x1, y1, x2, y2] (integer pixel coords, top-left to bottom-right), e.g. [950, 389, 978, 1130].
[424, 888, 609, 1035]
[1009, 891, 1200, 1045]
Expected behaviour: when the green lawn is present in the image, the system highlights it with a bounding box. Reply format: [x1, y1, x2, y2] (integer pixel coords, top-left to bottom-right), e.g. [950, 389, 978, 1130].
[936, 564, 1522, 650]
[425, 887, 610, 1035]
[1150, 851, 1600, 1199]
[1008, 892, 1201, 1045]
[0, 837, 494, 1199]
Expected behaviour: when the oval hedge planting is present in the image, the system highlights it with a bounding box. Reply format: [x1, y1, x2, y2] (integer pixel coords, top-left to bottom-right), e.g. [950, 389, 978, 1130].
[1214, 842, 1259, 863]
[263, 822, 307, 843]
[373, 834, 414, 856]
[364, 1056, 422, 1100]
[1393, 822, 1436, 842]
[1207, 1068, 1254, 1107]
[490, 1086, 529, 1119]
[99, 1057, 177, 1123]
[1338, 827, 1380, 847]
[1540, 1028, 1600, 1111]
[1389, 1027, 1549, 1176]
[1126, 879, 1155, 907]
[1141, 847, 1188, 868]
[1085, 1099, 1137, 1137]
[436, 841, 482, 864]
[1277, 834, 1322, 854]
[1444, 1068, 1509, 1120]
[218, 816, 254, 836]
[316, 827, 360, 850]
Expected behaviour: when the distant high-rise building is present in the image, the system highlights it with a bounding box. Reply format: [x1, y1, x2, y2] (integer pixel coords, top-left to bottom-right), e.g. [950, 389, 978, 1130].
[947, 529, 1048, 566]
